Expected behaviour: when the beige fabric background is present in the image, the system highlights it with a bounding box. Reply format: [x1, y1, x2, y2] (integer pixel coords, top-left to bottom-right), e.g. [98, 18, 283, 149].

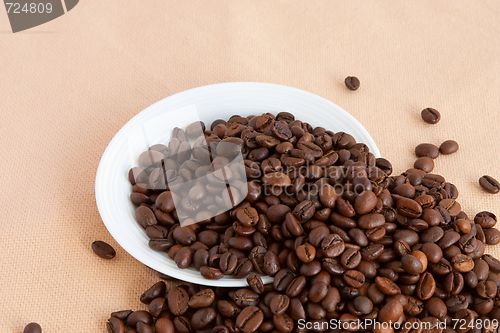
[1, 1, 500, 331]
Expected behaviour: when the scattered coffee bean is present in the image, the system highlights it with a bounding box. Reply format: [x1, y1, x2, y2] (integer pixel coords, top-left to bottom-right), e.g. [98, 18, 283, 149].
[414, 156, 434, 173]
[421, 107, 441, 124]
[439, 140, 459, 155]
[479, 175, 500, 194]
[344, 76, 360, 90]
[92, 240, 116, 259]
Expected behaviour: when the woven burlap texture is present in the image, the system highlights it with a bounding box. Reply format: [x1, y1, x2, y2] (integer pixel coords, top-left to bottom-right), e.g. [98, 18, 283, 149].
[1, 1, 500, 331]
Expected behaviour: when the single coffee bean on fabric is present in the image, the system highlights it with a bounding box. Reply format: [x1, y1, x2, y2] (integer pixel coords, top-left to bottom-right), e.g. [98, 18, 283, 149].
[421, 107, 441, 124]
[479, 175, 500, 194]
[344, 76, 360, 90]
[439, 140, 459, 154]
[91, 240, 116, 259]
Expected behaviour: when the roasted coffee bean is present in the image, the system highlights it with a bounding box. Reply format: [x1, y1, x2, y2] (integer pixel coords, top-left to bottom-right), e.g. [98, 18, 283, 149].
[340, 247, 361, 269]
[92, 240, 116, 259]
[354, 190, 378, 215]
[140, 281, 166, 304]
[343, 270, 365, 288]
[437, 230, 460, 249]
[420, 242, 443, 263]
[24, 323, 42, 333]
[111, 310, 132, 320]
[236, 306, 264, 333]
[378, 299, 403, 323]
[174, 246, 194, 269]
[397, 198, 422, 218]
[273, 312, 294, 332]
[344, 76, 360, 90]
[421, 107, 441, 124]
[188, 288, 215, 308]
[401, 254, 424, 275]
[475, 211, 497, 229]
[485, 228, 500, 245]
[191, 307, 216, 329]
[452, 254, 475, 272]
[479, 175, 500, 194]
[299, 260, 322, 276]
[200, 266, 225, 280]
[375, 276, 400, 295]
[439, 140, 459, 155]
[126, 310, 153, 327]
[444, 272, 464, 295]
[246, 273, 265, 295]
[416, 272, 436, 300]
[415, 143, 439, 159]
[270, 294, 290, 315]
[148, 297, 167, 318]
[167, 286, 189, 316]
[476, 280, 497, 299]
[425, 297, 447, 319]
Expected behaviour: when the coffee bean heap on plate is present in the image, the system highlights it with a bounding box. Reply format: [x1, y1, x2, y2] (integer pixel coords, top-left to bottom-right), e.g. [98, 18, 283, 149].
[126, 112, 500, 331]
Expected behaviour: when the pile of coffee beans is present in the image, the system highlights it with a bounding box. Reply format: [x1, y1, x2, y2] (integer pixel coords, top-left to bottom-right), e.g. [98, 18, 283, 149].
[123, 112, 500, 332]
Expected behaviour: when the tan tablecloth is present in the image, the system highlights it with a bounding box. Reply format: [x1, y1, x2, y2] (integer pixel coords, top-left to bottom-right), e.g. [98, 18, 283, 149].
[2, 1, 500, 331]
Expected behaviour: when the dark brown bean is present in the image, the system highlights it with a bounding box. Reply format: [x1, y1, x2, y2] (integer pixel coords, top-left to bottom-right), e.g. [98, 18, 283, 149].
[439, 140, 459, 155]
[479, 175, 500, 194]
[92, 240, 116, 259]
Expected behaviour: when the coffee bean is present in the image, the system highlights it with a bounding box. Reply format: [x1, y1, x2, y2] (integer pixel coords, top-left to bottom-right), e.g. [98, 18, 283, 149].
[416, 272, 436, 300]
[340, 247, 361, 269]
[191, 307, 216, 329]
[270, 294, 290, 315]
[296, 243, 316, 263]
[476, 280, 497, 299]
[167, 286, 189, 315]
[425, 297, 447, 319]
[397, 198, 423, 218]
[421, 107, 441, 124]
[24, 323, 42, 333]
[414, 156, 434, 173]
[375, 276, 401, 295]
[439, 140, 459, 154]
[475, 211, 497, 229]
[479, 175, 500, 194]
[155, 318, 174, 333]
[92, 240, 116, 259]
[344, 76, 360, 90]
[401, 254, 424, 275]
[173, 316, 191, 332]
[188, 288, 215, 308]
[343, 270, 365, 288]
[126, 310, 153, 327]
[273, 312, 294, 332]
[485, 228, 500, 245]
[140, 281, 166, 304]
[415, 143, 439, 159]
[236, 306, 264, 333]
[200, 266, 224, 279]
[378, 299, 403, 322]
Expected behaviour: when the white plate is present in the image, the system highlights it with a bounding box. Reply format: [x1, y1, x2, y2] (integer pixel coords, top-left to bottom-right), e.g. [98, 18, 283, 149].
[95, 82, 380, 287]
